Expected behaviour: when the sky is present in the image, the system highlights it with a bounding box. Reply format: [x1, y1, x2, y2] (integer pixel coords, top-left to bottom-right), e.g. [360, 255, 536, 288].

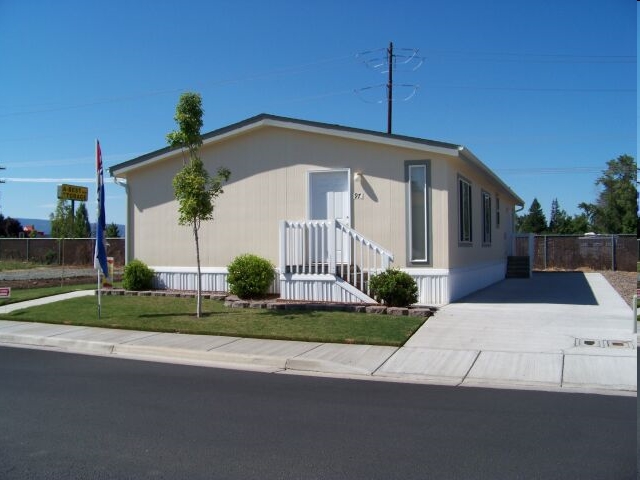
[0, 0, 636, 227]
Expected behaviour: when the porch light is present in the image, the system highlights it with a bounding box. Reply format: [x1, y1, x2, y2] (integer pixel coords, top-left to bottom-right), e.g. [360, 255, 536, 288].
[354, 171, 362, 182]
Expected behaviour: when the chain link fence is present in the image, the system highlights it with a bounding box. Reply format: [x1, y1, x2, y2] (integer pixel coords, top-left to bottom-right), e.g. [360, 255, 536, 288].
[0, 238, 125, 267]
[516, 234, 636, 271]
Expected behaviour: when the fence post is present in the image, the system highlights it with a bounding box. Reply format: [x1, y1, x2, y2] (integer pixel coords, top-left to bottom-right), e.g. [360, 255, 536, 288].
[633, 294, 637, 334]
[543, 235, 547, 270]
[328, 220, 336, 275]
[528, 233, 534, 276]
[26, 238, 29, 262]
[279, 221, 287, 273]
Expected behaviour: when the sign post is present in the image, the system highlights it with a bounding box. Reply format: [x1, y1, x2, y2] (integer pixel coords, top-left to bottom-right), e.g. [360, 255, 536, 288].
[57, 184, 89, 220]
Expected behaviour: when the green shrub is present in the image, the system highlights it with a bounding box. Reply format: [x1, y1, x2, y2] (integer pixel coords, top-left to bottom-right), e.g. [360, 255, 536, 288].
[44, 249, 58, 265]
[123, 259, 154, 291]
[369, 269, 418, 307]
[227, 254, 274, 299]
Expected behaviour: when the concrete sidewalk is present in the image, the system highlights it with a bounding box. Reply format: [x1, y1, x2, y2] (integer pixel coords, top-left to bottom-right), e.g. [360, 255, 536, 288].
[0, 273, 636, 396]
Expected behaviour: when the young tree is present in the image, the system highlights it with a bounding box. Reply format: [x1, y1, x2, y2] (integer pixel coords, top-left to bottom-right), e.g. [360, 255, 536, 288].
[73, 202, 91, 238]
[105, 222, 120, 237]
[50, 199, 73, 238]
[580, 154, 637, 233]
[518, 198, 547, 233]
[167, 92, 230, 318]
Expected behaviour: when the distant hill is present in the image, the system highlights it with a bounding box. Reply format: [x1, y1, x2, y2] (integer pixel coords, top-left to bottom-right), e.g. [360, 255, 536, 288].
[17, 218, 126, 238]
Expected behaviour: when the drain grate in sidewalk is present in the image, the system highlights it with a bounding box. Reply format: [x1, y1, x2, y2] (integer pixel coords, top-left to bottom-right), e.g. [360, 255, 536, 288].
[575, 338, 634, 349]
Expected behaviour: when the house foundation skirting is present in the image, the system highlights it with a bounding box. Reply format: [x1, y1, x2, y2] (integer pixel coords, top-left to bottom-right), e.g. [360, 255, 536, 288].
[278, 274, 376, 304]
[150, 260, 506, 306]
[151, 266, 280, 294]
[403, 260, 507, 306]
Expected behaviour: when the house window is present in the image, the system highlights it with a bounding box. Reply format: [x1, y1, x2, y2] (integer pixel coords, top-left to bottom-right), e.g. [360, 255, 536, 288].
[496, 195, 500, 229]
[482, 191, 492, 245]
[406, 162, 429, 262]
[458, 177, 472, 243]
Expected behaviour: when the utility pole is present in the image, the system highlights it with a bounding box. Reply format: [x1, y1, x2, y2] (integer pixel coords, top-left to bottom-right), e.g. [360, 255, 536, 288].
[387, 42, 393, 134]
[356, 43, 422, 134]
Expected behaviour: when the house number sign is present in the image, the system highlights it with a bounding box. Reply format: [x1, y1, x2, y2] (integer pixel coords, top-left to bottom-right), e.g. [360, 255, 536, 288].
[353, 193, 364, 200]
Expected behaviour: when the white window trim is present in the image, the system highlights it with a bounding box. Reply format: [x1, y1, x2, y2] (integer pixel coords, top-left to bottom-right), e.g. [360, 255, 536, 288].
[408, 164, 429, 262]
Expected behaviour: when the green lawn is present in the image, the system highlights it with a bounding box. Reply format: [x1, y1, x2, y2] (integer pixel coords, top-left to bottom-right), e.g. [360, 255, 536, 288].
[0, 295, 425, 346]
[0, 284, 98, 306]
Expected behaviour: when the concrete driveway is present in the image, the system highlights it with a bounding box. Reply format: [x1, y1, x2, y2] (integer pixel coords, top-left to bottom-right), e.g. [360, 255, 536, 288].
[378, 272, 637, 393]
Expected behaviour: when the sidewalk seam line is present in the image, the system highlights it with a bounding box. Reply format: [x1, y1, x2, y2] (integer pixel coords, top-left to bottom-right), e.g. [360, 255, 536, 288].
[458, 350, 481, 386]
[370, 347, 400, 376]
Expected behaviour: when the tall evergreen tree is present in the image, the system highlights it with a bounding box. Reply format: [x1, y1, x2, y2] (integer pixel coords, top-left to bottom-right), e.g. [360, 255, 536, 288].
[105, 222, 120, 238]
[519, 198, 547, 233]
[73, 202, 91, 238]
[548, 198, 572, 234]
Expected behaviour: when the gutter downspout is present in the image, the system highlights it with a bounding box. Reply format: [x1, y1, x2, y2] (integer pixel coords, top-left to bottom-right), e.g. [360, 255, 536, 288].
[113, 176, 130, 265]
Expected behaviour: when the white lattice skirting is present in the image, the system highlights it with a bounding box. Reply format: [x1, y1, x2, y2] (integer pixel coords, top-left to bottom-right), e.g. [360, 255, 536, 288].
[150, 260, 507, 306]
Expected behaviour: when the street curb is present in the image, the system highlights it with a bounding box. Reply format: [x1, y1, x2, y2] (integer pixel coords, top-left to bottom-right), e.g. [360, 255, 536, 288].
[112, 343, 290, 369]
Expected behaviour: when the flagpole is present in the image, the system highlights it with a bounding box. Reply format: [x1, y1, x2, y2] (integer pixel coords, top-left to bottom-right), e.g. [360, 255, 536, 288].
[95, 138, 105, 321]
[96, 138, 101, 320]
[97, 261, 101, 320]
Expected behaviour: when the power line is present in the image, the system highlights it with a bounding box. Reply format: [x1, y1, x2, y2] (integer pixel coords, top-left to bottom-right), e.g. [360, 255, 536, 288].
[356, 43, 423, 133]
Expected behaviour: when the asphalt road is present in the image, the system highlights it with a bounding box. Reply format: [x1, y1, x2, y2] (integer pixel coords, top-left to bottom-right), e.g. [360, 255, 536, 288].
[0, 346, 636, 480]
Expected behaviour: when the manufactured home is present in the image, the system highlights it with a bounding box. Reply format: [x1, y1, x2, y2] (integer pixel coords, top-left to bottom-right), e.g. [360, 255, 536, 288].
[110, 114, 523, 305]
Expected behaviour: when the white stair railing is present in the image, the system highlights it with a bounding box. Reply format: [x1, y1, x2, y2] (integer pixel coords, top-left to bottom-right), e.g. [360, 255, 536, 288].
[279, 220, 393, 296]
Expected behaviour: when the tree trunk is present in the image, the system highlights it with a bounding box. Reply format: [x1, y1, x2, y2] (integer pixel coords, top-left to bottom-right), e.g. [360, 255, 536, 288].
[193, 224, 202, 318]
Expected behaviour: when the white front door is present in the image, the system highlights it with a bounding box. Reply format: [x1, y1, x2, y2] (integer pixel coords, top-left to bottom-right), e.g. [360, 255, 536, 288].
[308, 170, 351, 264]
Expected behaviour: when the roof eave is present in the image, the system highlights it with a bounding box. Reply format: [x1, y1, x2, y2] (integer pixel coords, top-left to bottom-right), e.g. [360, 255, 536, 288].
[109, 114, 462, 177]
[457, 147, 524, 206]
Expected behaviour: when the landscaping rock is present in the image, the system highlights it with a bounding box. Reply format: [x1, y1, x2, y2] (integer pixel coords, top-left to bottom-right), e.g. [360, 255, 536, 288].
[408, 308, 433, 318]
[346, 305, 367, 313]
[211, 294, 227, 301]
[249, 301, 267, 309]
[266, 302, 286, 310]
[365, 305, 387, 314]
[387, 307, 408, 316]
[231, 300, 250, 308]
[284, 303, 306, 310]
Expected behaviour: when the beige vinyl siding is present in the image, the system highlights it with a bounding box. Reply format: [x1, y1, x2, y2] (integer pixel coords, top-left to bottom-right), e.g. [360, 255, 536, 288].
[122, 124, 516, 271]
[446, 155, 518, 269]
